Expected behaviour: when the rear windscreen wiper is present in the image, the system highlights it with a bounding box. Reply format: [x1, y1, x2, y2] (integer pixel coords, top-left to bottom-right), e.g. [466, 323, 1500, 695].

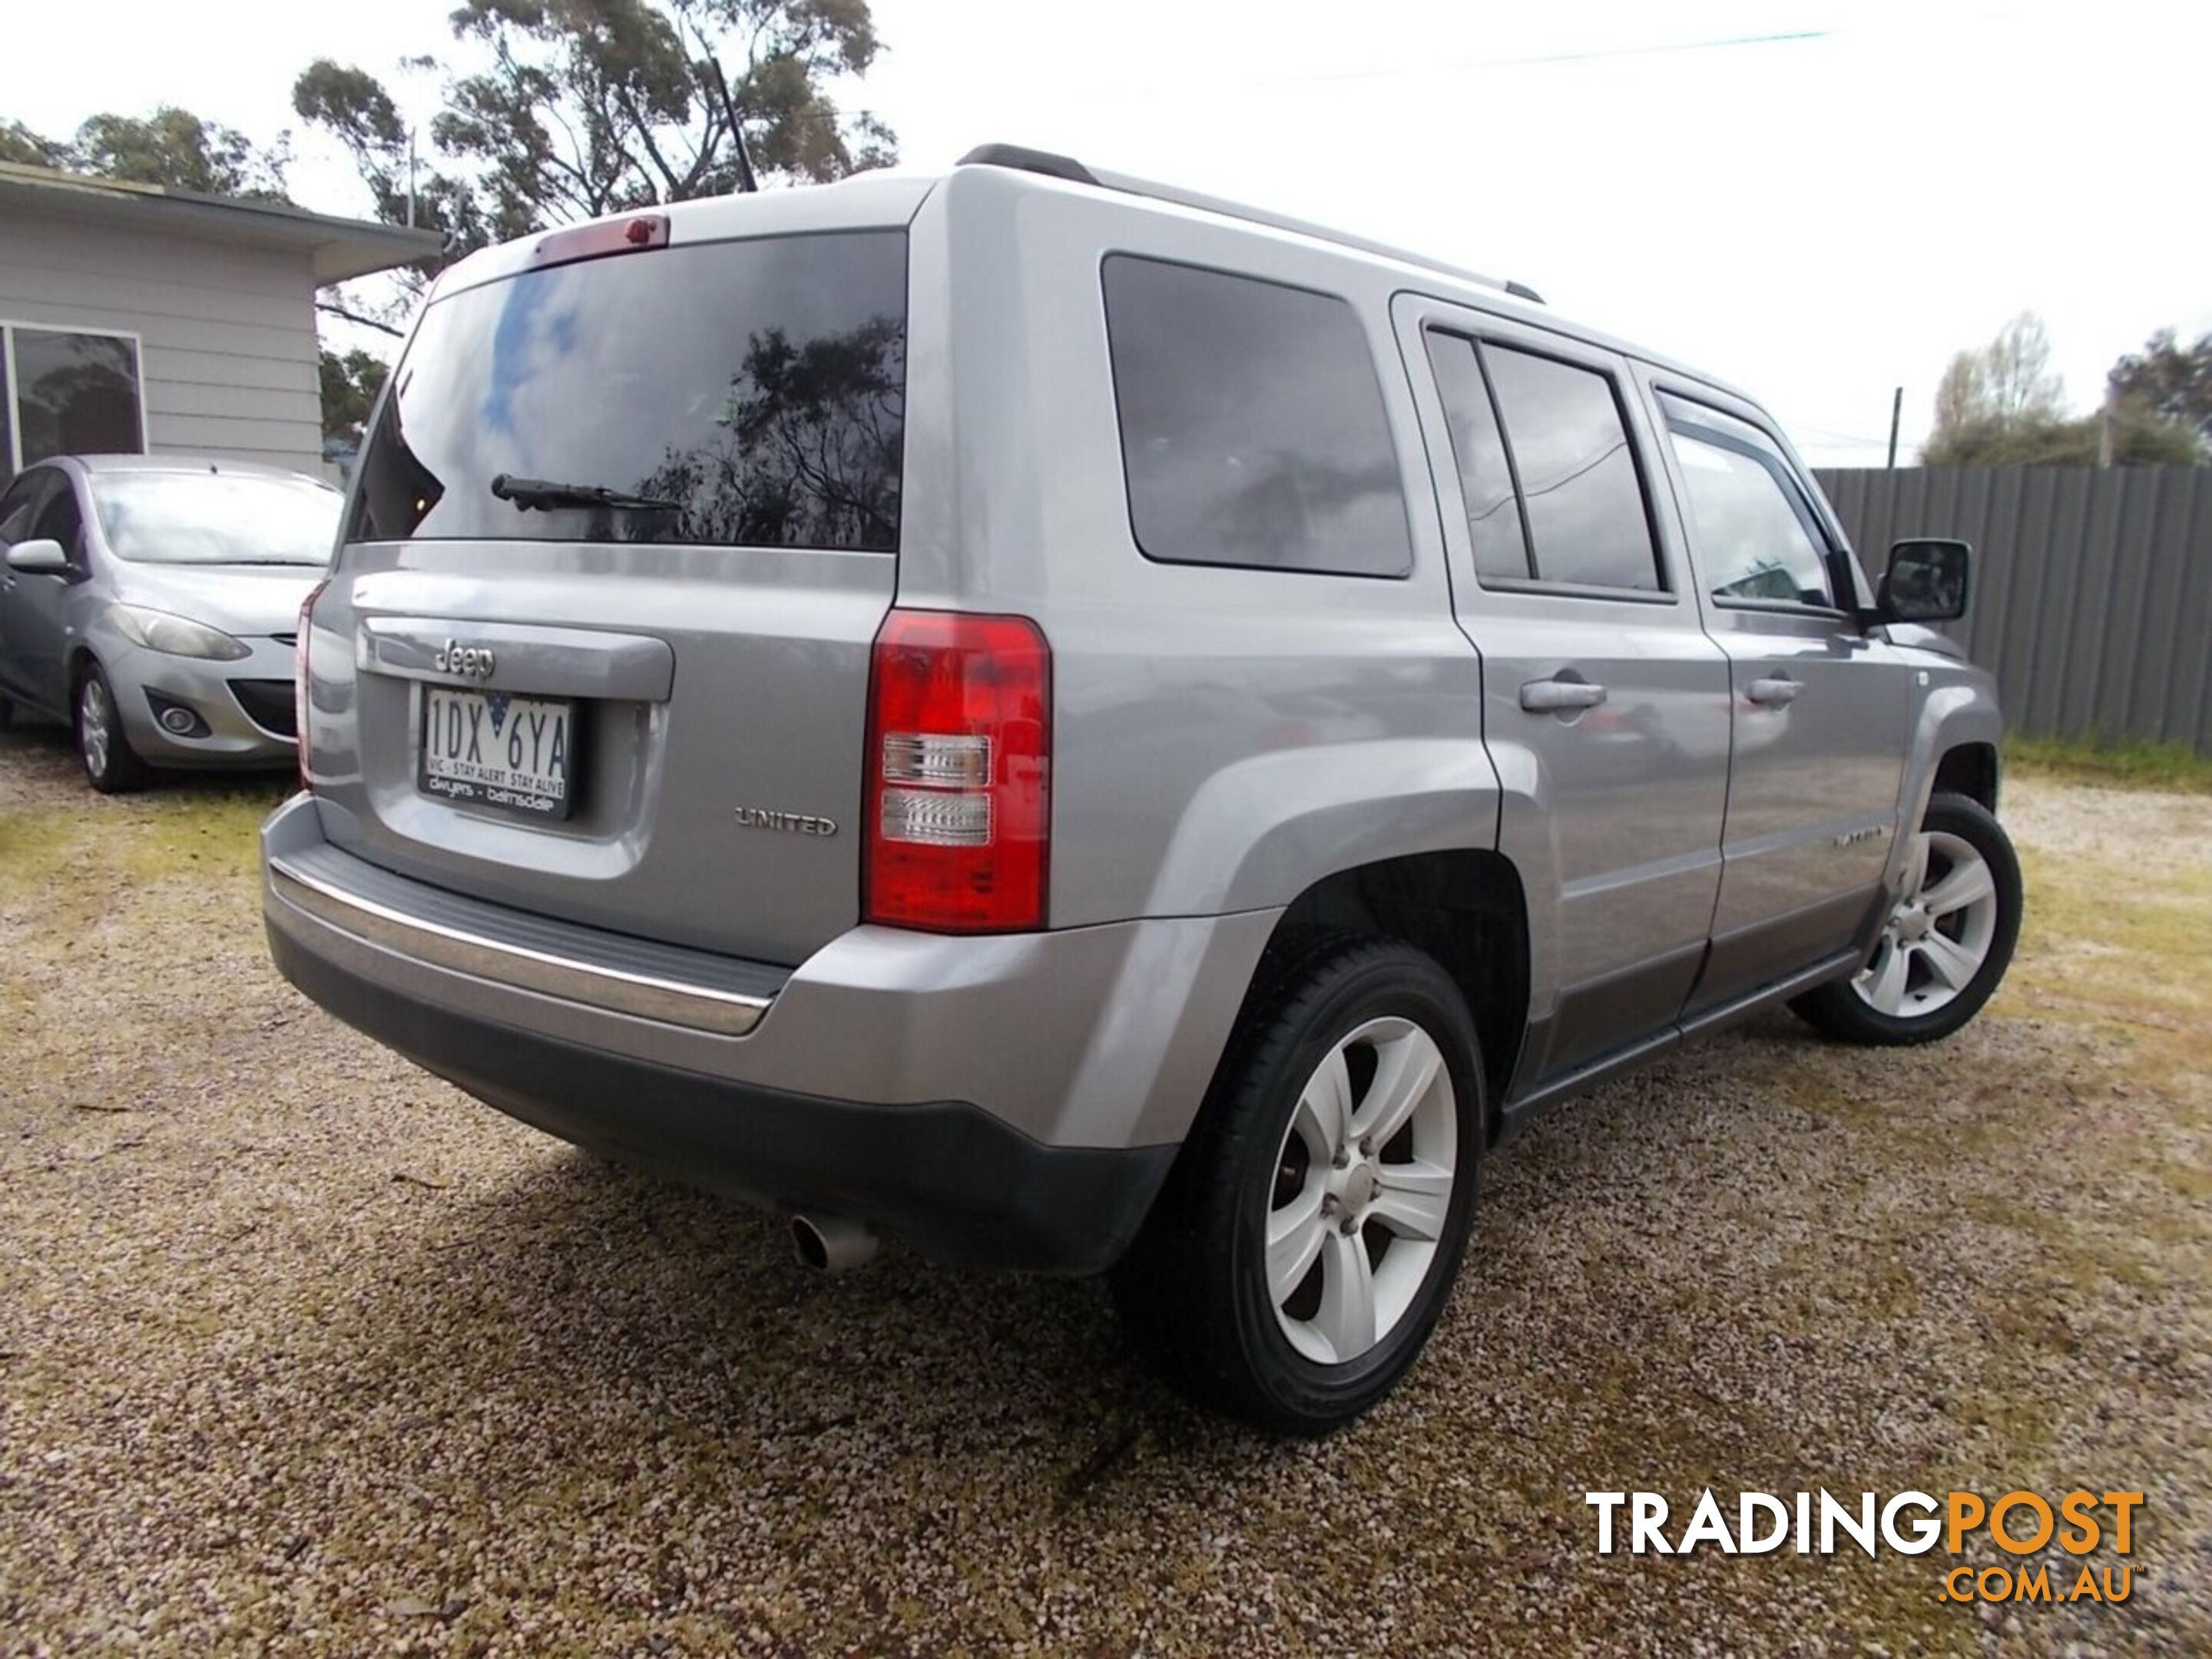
[488, 473, 682, 513]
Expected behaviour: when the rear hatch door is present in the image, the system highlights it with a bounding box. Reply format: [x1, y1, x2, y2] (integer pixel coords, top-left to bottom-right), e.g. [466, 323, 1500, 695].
[307, 220, 909, 965]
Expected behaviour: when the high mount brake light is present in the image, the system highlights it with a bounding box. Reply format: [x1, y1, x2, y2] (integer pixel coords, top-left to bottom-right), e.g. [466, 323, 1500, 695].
[864, 610, 1051, 933]
[528, 214, 671, 269]
[294, 579, 329, 790]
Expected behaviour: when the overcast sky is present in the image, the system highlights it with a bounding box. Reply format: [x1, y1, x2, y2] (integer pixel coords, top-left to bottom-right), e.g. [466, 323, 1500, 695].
[6, 0, 2207, 465]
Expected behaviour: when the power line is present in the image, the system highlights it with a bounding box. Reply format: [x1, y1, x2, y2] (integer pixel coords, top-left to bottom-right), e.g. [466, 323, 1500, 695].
[1517, 439, 1630, 502]
[1237, 28, 1833, 89]
[1442, 28, 1833, 73]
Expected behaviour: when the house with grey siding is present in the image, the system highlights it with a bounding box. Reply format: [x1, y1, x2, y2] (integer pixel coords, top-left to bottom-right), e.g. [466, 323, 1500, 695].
[0, 162, 439, 484]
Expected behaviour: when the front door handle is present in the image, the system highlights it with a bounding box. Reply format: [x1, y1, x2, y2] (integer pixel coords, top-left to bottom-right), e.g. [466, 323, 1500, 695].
[1746, 675, 1804, 707]
[1520, 677, 1608, 714]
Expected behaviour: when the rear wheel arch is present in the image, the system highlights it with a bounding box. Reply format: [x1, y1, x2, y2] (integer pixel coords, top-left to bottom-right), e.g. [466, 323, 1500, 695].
[1233, 850, 1530, 1141]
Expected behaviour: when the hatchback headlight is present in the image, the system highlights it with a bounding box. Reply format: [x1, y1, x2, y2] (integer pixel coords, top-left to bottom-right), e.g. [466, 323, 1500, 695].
[109, 604, 252, 661]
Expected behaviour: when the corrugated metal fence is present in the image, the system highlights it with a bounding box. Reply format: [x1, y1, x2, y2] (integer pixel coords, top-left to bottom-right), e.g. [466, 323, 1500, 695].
[1815, 465, 2212, 753]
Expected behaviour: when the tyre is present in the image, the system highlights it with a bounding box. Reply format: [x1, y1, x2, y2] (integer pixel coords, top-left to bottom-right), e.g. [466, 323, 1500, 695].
[0, 690, 12, 728]
[75, 664, 151, 794]
[1111, 939, 1483, 1434]
[1792, 791, 2022, 1045]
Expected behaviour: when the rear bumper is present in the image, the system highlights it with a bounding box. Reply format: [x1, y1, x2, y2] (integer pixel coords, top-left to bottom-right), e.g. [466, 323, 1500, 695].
[270, 927, 1170, 1272]
[261, 796, 1277, 1273]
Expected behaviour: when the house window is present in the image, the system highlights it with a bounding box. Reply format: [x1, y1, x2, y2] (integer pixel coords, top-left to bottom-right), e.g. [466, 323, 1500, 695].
[1, 322, 147, 481]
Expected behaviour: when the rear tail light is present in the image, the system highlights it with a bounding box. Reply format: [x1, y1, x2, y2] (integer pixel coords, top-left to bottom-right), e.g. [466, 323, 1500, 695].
[294, 579, 329, 790]
[864, 610, 1051, 933]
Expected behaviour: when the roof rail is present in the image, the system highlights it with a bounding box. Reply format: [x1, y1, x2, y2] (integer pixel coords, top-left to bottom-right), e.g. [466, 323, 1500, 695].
[955, 143, 1545, 305]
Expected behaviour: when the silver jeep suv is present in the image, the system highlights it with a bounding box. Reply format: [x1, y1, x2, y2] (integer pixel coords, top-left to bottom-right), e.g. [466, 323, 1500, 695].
[263, 144, 2021, 1432]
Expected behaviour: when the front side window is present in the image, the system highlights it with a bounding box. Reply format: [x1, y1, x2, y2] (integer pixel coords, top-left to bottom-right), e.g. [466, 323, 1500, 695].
[0, 469, 48, 542]
[1103, 257, 1412, 578]
[1479, 345, 1661, 592]
[1, 326, 146, 479]
[351, 230, 908, 550]
[31, 476, 83, 554]
[92, 471, 342, 566]
[1661, 395, 1835, 608]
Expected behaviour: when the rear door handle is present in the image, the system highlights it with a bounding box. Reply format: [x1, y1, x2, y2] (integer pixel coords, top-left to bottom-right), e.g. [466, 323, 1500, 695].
[1520, 677, 1608, 713]
[1746, 676, 1804, 707]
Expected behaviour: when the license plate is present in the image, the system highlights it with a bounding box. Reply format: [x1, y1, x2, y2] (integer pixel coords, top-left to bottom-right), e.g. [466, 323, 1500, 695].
[417, 687, 577, 820]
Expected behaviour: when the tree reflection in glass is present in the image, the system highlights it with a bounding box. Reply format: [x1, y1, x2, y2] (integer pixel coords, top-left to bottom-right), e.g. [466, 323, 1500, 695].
[634, 316, 903, 551]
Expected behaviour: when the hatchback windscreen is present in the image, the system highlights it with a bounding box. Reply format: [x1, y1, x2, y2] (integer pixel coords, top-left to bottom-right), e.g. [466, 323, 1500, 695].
[91, 472, 343, 566]
[349, 230, 907, 551]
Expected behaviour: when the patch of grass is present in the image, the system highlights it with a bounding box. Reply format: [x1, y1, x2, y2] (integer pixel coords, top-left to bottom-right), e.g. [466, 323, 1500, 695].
[0, 783, 280, 902]
[2002, 839, 2212, 1101]
[110, 783, 286, 884]
[2006, 732, 2212, 795]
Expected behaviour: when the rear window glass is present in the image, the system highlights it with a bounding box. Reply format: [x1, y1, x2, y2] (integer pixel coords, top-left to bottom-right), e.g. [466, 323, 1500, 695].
[350, 230, 906, 550]
[1102, 256, 1412, 578]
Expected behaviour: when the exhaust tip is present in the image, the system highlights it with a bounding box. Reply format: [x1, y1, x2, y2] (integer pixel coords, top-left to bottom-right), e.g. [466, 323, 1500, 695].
[792, 1214, 830, 1271]
[791, 1214, 876, 1273]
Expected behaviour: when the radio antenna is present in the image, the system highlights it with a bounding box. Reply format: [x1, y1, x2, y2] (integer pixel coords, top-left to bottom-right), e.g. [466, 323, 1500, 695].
[707, 57, 759, 194]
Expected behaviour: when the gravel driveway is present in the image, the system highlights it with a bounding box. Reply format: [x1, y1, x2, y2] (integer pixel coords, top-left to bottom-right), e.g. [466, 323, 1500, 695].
[3, 720, 2207, 1657]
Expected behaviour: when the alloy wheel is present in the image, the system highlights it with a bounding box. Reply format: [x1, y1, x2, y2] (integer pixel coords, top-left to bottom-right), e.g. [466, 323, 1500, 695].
[1852, 830, 2001, 1018]
[79, 677, 112, 780]
[1266, 1016, 1458, 1366]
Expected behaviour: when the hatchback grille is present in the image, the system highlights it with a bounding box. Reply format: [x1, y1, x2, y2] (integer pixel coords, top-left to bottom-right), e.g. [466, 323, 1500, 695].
[229, 678, 297, 738]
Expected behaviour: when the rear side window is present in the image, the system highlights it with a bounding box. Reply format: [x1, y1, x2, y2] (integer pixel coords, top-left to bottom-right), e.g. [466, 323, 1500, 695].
[1425, 333, 1532, 582]
[1102, 257, 1412, 578]
[1479, 345, 1661, 593]
[351, 230, 906, 550]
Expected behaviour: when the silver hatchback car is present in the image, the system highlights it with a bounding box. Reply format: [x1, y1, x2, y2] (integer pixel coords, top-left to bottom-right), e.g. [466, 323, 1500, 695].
[263, 147, 2022, 1432]
[0, 455, 340, 791]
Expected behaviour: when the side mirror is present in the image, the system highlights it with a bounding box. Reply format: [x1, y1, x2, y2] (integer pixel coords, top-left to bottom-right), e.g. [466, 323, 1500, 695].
[1879, 538, 1970, 624]
[4, 537, 68, 575]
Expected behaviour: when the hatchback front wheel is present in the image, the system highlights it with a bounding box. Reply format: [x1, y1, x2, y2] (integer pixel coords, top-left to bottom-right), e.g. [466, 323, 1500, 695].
[76, 664, 151, 794]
